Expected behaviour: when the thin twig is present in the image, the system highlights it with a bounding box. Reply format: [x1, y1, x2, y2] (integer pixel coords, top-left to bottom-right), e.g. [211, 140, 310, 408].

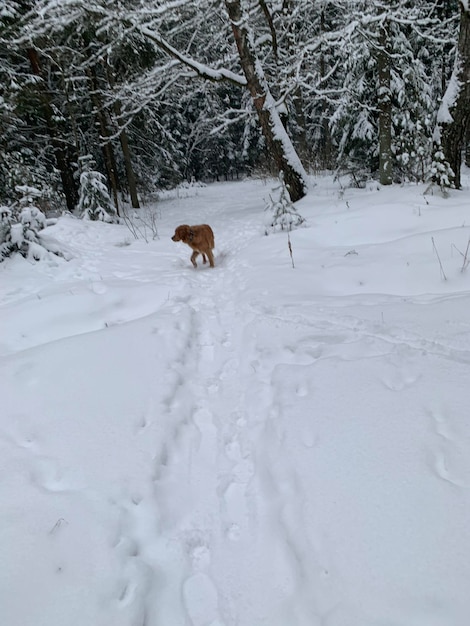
[451, 243, 464, 258]
[121, 207, 159, 242]
[432, 237, 447, 281]
[461, 237, 470, 273]
[287, 229, 295, 269]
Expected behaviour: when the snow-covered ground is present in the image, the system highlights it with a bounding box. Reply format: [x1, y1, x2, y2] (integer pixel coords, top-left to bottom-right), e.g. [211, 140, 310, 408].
[2, 173, 470, 626]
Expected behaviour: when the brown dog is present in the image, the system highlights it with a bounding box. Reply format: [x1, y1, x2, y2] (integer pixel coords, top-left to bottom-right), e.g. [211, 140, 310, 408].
[171, 224, 215, 268]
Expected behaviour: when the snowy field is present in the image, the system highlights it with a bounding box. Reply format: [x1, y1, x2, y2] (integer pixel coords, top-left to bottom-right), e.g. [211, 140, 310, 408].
[1, 173, 470, 626]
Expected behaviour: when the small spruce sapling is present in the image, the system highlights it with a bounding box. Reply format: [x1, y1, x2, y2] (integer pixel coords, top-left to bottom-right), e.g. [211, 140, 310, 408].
[77, 156, 118, 223]
[264, 173, 306, 268]
[265, 172, 306, 234]
[427, 142, 454, 196]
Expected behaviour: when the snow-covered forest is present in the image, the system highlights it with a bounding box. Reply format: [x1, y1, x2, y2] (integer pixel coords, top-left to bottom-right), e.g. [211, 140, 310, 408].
[0, 0, 468, 218]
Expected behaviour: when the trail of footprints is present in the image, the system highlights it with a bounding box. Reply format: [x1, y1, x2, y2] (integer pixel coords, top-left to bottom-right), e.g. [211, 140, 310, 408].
[115, 284, 252, 625]
[116, 294, 470, 623]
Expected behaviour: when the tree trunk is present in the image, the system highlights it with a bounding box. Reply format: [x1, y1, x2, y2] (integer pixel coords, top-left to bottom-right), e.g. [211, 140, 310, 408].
[225, 0, 308, 202]
[466, 123, 470, 167]
[85, 63, 121, 215]
[282, 0, 311, 167]
[292, 88, 310, 166]
[377, 18, 393, 185]
[440, 4, 470, 189]
[26, 48, 79, 211]
[118, 124, 140, 209]
[318, 8, 333, 169]
[82, 31, 121, 214]
[105, 63, 140, 209]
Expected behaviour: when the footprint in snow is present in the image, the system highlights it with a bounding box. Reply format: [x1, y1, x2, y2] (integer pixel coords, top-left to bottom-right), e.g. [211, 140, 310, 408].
[193, 407, 211, 426]
[432, 452, 464, 487]
[380, 366, 420, 391]
[222, 481, 250, 542]
[183, 572, 223, 626]
[226, 523, 241, 542]
[182, 534, 225, 625]
[30, 456, 78, 492]
[427, 408, 465, 488]
[90, 281, 107, 295]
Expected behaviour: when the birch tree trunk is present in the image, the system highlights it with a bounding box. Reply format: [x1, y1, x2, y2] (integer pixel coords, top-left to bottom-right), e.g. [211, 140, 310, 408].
[224, 0, 308, 201]
[440, 3, 470, 189]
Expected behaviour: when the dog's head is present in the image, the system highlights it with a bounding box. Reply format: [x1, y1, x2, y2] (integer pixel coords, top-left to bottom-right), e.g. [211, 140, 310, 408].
[172, 224, 191, 243]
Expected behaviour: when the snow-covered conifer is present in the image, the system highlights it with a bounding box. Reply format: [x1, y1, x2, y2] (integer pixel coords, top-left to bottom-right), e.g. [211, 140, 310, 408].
[429, 145, 454, 191]
[265, 173, 305, 234]
[77, 156, 118, 223]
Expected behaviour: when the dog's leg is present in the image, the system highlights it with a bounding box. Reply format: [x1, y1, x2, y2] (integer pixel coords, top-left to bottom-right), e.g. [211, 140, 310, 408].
[207, 250, 215, 268]
[202, 254, 207, 264]
[190, 250, 199, 268]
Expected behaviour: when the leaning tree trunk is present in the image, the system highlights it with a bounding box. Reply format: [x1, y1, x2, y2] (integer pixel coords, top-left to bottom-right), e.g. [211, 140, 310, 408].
[225, 0, 308, 202]
[377, 17, 393, 186]
[439, 3, 470, 189]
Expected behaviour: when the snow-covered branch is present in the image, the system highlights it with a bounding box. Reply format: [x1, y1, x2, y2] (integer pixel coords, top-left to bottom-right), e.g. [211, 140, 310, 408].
[135, 24, 247, 87]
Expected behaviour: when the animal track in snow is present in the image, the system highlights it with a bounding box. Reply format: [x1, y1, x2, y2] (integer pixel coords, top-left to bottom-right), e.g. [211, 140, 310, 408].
[184, 532, 212, 572]
[433, 454, 464, 487]
[379, 348, 421, 392]
[427, 408, 465, 488]
[29, 455, 81, 493]
[380, 367, 420, 392]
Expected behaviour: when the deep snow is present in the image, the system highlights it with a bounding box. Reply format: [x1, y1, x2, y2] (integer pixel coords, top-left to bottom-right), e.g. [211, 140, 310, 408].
[1, 174, 470, 626]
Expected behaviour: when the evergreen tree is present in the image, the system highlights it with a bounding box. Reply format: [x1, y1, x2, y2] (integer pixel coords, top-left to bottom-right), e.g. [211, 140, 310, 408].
[77, 156, 118, 223]
[328, 0, 457, 184]
[265, 173, 305, 234]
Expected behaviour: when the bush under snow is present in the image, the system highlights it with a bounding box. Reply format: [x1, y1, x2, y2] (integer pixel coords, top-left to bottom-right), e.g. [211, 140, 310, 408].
[0, 187, 63, 262]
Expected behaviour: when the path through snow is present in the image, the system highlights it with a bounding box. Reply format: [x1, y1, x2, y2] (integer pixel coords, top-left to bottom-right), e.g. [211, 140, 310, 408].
[1, 178, 470, 625]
